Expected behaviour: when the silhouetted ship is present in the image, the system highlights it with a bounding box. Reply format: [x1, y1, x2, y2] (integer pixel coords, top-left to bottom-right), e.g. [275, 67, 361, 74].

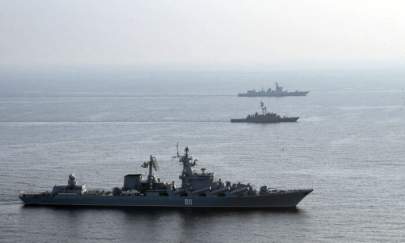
[19, 146, 312, 208]
[231, 102, 299, 123]
[238, 82, 309, 97]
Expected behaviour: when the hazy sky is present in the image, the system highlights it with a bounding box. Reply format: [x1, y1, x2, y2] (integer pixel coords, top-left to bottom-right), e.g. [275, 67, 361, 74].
[1, 0, 404, 70]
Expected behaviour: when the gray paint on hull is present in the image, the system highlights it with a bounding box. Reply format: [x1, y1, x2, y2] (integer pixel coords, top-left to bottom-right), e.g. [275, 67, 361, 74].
[20, 189, 312, 208]
[230, 117, 299, 123]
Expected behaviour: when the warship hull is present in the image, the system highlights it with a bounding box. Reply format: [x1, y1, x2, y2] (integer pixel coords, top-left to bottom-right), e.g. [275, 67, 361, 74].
[20, 189, 312, 208]
[230, 117, 299, 123]
[238, 91, 309, 97]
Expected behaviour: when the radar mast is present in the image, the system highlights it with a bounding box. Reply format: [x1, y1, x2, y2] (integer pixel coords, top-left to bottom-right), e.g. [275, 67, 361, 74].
[142, 155, 158, 189]
[260, 101, 267, 114]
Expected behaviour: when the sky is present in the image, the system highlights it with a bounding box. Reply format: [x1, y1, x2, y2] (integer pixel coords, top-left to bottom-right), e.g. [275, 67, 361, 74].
[0, 0, 404, 70]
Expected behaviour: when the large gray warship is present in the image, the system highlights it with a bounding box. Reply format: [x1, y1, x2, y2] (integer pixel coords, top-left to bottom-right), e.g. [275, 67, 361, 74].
[231, 102, 299, 123]
[19, 147, 312, 208]
[238, 82, 309, 97]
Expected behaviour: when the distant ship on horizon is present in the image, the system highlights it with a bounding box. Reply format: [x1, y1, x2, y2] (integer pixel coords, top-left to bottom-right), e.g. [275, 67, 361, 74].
[231, 101, 299, 123]
[238, 82, 309, 97]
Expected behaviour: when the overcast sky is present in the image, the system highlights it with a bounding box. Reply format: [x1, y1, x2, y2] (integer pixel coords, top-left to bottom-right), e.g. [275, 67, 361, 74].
[1, 0, 404, 70]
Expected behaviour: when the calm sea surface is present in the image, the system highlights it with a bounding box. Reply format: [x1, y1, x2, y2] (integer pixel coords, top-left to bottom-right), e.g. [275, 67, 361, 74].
[0, 70, 404, 242]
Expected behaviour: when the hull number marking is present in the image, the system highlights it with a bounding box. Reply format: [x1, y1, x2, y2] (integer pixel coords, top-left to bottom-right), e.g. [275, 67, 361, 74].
[184, 199, 193, 206]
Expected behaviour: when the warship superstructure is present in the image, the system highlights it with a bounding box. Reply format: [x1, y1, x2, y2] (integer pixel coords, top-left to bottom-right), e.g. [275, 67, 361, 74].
[231, 102, 299, 123]
[19, 147, 312, 208]
[238, 82, 309, 97]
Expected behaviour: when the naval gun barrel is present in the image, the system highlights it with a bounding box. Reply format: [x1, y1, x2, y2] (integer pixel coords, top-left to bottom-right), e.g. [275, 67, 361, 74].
[229, 187, 249, 195]
[174, 188, 186, 195]
[190, 187, 211, 195]
[209, 187, 228, 195]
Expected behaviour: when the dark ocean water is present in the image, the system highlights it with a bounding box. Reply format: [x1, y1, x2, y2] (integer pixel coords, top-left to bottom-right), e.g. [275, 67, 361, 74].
[0, 70, 404, 242]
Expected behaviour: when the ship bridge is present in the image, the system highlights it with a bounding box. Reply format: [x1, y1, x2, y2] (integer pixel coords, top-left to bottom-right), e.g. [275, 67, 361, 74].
[179, 147, 214, 191]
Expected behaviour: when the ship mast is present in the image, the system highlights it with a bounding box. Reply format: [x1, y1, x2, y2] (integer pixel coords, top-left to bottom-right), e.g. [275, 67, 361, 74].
[275, 82, 282, 91]
[142, 155, 158, 189]
[260, 101, 267, 114]
[179, 147, 196, 188]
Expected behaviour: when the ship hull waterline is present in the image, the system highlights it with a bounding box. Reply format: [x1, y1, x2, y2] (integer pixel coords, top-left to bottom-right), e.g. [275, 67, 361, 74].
[20, 189, 312, 209]
[230, 117, 299, 123]
[238, 91, 309, 97]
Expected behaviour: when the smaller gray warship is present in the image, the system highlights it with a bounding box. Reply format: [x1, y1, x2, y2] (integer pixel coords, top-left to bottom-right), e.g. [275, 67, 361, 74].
[231, 102, 299, 123]
[238, 82, 309, 97]
[19, 146, 312, 208]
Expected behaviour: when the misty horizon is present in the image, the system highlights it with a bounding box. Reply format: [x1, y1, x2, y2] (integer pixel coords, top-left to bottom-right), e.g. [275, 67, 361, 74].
[1, 0, 404, 70]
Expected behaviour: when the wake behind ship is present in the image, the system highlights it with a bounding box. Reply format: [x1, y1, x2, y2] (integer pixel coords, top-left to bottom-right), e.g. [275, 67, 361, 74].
[20, 147, 312, 208]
